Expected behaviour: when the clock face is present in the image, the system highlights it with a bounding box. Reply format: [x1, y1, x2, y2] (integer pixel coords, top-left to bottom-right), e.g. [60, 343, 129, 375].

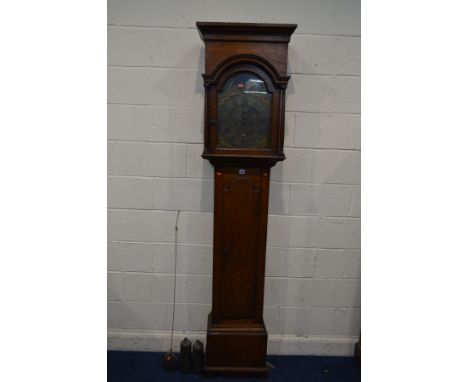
[217, 72, 272, 149]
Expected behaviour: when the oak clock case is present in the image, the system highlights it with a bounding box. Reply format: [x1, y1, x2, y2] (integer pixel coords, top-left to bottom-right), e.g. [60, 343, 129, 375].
[197, 22, 296, 377]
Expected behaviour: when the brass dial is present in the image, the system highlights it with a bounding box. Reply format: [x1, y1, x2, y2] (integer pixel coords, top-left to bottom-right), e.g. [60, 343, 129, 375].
[217, 72, 271, 148]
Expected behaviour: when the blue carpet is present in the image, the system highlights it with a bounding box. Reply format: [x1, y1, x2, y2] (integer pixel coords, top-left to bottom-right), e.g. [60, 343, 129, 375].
[108, 351, 360, 381]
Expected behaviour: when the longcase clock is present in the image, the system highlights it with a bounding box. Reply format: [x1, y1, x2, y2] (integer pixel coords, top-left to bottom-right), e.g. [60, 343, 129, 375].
[196, 22, 297, 376]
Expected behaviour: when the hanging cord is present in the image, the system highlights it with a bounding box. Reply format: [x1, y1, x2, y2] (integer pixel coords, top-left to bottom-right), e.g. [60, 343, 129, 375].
[169, 210, 180, 353]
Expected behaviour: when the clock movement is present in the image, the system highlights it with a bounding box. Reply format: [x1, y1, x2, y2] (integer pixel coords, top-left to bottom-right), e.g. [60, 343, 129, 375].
[196, 22, 297, 376]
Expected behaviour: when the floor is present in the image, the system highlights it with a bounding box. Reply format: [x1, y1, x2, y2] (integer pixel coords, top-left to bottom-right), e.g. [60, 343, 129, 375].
[108, 351, 361, 382]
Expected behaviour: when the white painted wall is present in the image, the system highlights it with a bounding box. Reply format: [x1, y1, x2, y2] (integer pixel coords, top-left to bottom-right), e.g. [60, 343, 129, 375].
[107, 0, 360, 355]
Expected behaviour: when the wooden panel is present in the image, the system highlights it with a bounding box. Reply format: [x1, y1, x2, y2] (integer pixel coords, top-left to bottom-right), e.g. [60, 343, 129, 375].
[205, 41, 288, 76]
[211, 167, 270, 324]
[206, 331, 267, 368]
[221, 170, 260, 320]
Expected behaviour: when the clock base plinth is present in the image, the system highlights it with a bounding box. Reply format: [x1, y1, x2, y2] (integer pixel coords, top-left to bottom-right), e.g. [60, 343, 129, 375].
[204, 312, 268, 377]
[204, 365, 268, 378]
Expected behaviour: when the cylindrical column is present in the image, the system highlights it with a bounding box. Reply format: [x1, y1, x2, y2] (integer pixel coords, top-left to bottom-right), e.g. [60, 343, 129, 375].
[180, 337, 192, 373]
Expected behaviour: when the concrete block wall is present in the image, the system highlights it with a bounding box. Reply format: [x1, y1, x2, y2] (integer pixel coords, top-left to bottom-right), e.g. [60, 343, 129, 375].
[108, 0, 360, 355]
